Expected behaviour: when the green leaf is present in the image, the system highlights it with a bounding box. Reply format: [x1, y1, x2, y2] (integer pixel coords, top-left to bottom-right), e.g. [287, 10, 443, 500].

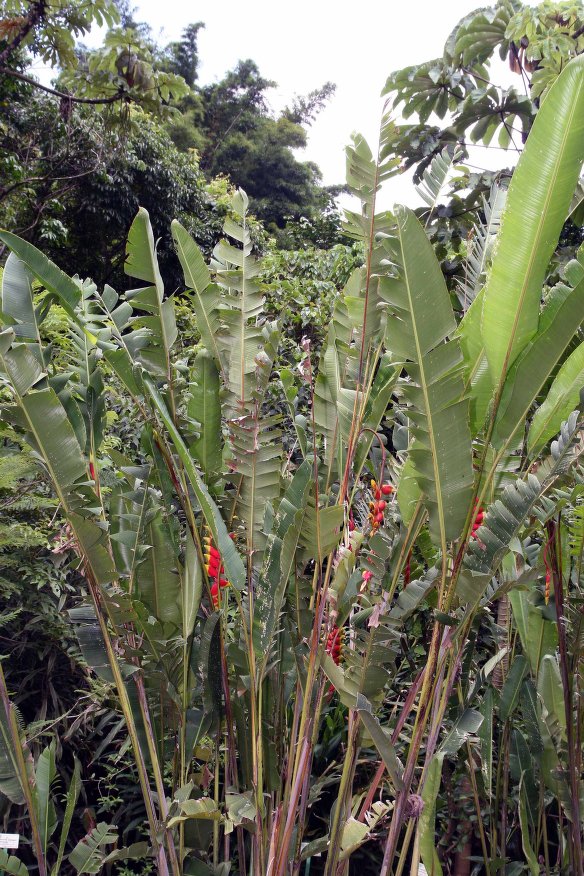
[519, 782, 540, 876]
[188, 349, 222, 485]
[493, 272, 584, 446]
[509, 588, 558, 676]
[52, 759, 82, 876]
[171, 220, 211, 295]
[537, 654, 567, 742]
[458, 412, 582, 604]
[68, 822, 118, 874]
[355, 694, 404, 791]
[528, 339, 584, 456]
[479, 686, 494, 797]
[0, 231, 81, 317]
[380, 205, 474, 546]
[253, 459, 312, 660]
[0, 700, 27, 805]
[35, 741, 57, 859]
[481, 55, 584, 382]
[499, 655, 528, 722]
[143, 372, 246, 590]
[0, 851, 29, 876]
[419, 755, 443, 876]
[124, 209, 177, 377]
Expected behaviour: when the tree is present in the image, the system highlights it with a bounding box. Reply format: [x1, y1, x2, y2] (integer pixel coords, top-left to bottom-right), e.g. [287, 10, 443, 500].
[196, 59, 338, 233]
[0, 0, 188, 112]
[162, 22, 205, 88]
[382, 0, 584, 284]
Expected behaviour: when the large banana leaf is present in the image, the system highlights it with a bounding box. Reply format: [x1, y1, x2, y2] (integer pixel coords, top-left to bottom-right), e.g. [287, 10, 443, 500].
[68, 822, 118, 874]
[35, 742, 57, 859]
[481, 54, 584, 382]
[143, 372, 246, 590]
[252, 459, 312, 660]
[187, 349, 222, 485]
[2, 253, 43, 351]
[492, 267, 584, 446]
[0, 231, 81, 317]
[380, 206, 473, 547]
[528, 339, 584, 456]
[171, 220, 226, 375]
[124, 208, 177, 379]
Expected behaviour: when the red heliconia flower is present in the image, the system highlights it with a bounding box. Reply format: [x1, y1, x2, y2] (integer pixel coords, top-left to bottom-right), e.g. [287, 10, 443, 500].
[326, 626, 343, 665]
[204, 532, 231, 607]
[471, 504, 485, 540]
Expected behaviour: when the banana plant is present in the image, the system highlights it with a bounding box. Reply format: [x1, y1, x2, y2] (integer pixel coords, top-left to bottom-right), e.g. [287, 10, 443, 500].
[0, 52, 583, 876]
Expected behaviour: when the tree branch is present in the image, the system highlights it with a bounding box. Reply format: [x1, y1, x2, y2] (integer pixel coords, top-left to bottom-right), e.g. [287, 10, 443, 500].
[0, 0, 47, 66]
[0, 65, 127, 105]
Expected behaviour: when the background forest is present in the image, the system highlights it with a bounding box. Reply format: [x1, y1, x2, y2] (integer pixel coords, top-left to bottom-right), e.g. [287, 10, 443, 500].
[1, 1, 584, 875]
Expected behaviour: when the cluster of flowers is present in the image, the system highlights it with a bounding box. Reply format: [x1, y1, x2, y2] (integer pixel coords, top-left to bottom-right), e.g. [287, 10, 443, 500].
[367, 480, 393, 532]
[203, 533, 230, 608]
[325, 626, 344, 665]
[470, 502, 484, 540]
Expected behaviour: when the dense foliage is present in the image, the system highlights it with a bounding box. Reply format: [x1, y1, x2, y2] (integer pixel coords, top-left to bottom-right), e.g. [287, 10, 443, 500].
[1, 3, 584, 876]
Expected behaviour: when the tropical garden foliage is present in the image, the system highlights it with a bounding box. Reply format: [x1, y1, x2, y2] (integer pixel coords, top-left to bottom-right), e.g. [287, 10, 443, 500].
[1, 2, 584, 875]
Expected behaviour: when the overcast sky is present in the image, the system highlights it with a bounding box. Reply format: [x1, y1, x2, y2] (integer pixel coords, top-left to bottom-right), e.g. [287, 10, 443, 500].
[34, 0, 536, 206]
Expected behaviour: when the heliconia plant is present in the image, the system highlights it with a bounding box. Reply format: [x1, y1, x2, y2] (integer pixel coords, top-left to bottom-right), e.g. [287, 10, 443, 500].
[0, 52, 584, 876]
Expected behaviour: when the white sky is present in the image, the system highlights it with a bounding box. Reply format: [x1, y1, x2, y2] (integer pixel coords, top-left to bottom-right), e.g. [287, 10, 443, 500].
[33, 0, 537, 207]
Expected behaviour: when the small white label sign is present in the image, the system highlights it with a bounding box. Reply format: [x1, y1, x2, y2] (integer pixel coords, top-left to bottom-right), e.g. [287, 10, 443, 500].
[0, 834, 19, 849]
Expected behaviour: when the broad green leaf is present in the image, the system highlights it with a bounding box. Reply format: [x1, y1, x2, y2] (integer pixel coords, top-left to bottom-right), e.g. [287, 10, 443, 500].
[481, 55, 584, 382]
[537, 654, 567, 742]
[0, 231, 81, 317]
[188, 349, 222, 484]
[528, 339, 584, 456]
[0, 851, 29, 876]
[143, 372, 246, 590]
[499, 655, 528, 722]
[183, 532, 203, 642]
[125, 208, 163, 293]
[381, 205, 473, 546]
[0, 698, 27, 805]
[68, 822, 118, 874]
[171, 220, 211, 294]
[52, 759, 82, 876]
[419, 756, 443, 876]
[457, 289, 492, 436]
[519, 782, 540, 876]
[493, 275, 584, 446]
[35, 742, 57, 858]
[253, 460, 312, 660]
[355, 694, 404, 791]
[1, 253, 39, 345]
[509, 588, 558, 676]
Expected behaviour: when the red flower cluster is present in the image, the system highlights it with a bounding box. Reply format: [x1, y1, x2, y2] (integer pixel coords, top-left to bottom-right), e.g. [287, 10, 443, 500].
[325, 626, 344, 665]
[471, 503, 484, 540]
[368, 480, 393, 531]
[203, 534, 230, 608]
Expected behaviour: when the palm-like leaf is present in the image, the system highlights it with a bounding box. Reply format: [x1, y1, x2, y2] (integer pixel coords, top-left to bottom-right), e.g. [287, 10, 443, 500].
[481, 54, 584, 383]
[492, 253, 584, 446]
[380, 206, 473, 548]
[528, 338, 584, 456]
[457, 411, 583, 605]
